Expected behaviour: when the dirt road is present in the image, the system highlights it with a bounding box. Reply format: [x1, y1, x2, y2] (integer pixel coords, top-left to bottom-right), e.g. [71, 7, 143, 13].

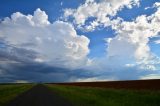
[6, 84, 73, 106]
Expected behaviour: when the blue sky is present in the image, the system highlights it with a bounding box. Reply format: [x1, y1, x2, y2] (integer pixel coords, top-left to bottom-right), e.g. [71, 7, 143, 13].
[0, 0, 84, 21]
[0, 0, 158, 58]
[0, 0, 160, 83]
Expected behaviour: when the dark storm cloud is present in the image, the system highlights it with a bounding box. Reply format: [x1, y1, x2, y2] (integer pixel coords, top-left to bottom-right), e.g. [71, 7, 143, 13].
[0, 42, 94, 83]
[0, 42, 37, 63]
[0, 60, 93, 83]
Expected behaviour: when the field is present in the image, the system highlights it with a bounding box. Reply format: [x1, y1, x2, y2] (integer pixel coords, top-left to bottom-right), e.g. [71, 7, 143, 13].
[48, 84, 160, 106]
[0, 84, 33, 106]
[0, 79, 160, 106]
[54, 79, 160, 90]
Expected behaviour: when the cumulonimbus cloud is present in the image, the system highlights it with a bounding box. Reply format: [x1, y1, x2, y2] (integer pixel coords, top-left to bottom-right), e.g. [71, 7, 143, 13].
[0, 8, 90, 69]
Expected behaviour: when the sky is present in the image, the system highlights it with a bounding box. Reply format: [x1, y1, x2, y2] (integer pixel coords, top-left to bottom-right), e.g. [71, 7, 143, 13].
[0, 0, 160, 83]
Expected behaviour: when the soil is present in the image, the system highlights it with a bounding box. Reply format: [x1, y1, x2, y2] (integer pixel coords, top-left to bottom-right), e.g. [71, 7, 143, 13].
[55, 79, 160, 90]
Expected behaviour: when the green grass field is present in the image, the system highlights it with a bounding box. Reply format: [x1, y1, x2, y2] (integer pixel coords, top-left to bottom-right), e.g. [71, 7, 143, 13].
[47, 84, 160, 106]
[0, 84, 33, 106]
[1, 84, 160, 106]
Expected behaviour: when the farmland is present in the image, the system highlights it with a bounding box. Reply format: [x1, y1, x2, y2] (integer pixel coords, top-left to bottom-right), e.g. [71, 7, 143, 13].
[0, 79, 160, 106]
[48, 84, 160, 106]
[0, 84, 33, 106]
[54, 79, 160, 90]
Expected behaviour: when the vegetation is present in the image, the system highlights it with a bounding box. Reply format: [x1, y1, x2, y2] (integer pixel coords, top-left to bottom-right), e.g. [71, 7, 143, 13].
[0, 84, 33, 106]
[47, 84, 160, 106]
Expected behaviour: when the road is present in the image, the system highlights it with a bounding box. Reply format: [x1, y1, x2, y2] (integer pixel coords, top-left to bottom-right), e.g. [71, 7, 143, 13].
[6, 84, 73, 106]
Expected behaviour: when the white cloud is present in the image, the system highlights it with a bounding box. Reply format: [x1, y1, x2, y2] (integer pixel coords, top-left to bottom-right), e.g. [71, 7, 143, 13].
[154, 2, 160, 8]
[125, 64, 135, 67]
[0, 8, 90, 69]
[14, 80, 29, 83]
[64, 0, 140, 31]
[64, 0, 159, 63]
[64, 5, 159, 80]
[81, 1, 160, 79]
[60, 2, 63, 6]
[144, 7, 151, 10]
[104, 38, 113, 43]
[155, 40, 160, 44]
[140, 74, 160, 79]
[106, 6, 160, 71]
[71, 77, 116, 82]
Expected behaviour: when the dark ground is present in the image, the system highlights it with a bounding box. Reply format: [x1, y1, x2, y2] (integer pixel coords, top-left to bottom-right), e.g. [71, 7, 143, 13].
[6, 84, 73, 106]
[55, 79, 160, 90]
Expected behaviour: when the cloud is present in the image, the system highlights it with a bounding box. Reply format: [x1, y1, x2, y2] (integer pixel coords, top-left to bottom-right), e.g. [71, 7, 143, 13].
[0, 61, 74, 83]
[72, 77, 116, 82]
[14, 80, 29, 83]
[0, 48, 96, 83]
[154, 2, 160, 8]
[64, 0, 140, 31]
[0, 8, 92, 82]
[0, 8, 90, 69]
[88, 12, 160, 81]
[108, 7, 160, 64]
[78, 1, 160, 80]
[154, 40, 160, 44]
[140, 74, 160, 79]
[60, 2, 63, 6]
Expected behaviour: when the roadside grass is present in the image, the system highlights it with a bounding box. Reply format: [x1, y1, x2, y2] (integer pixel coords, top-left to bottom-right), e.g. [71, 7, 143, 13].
[47, 84, 160, 106]
[0, 84, 33, 106]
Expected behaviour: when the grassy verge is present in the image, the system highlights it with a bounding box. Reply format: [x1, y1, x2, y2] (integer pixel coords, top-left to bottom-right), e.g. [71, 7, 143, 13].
[47, 84, 160, 106]
[0, 84, 34, 106]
